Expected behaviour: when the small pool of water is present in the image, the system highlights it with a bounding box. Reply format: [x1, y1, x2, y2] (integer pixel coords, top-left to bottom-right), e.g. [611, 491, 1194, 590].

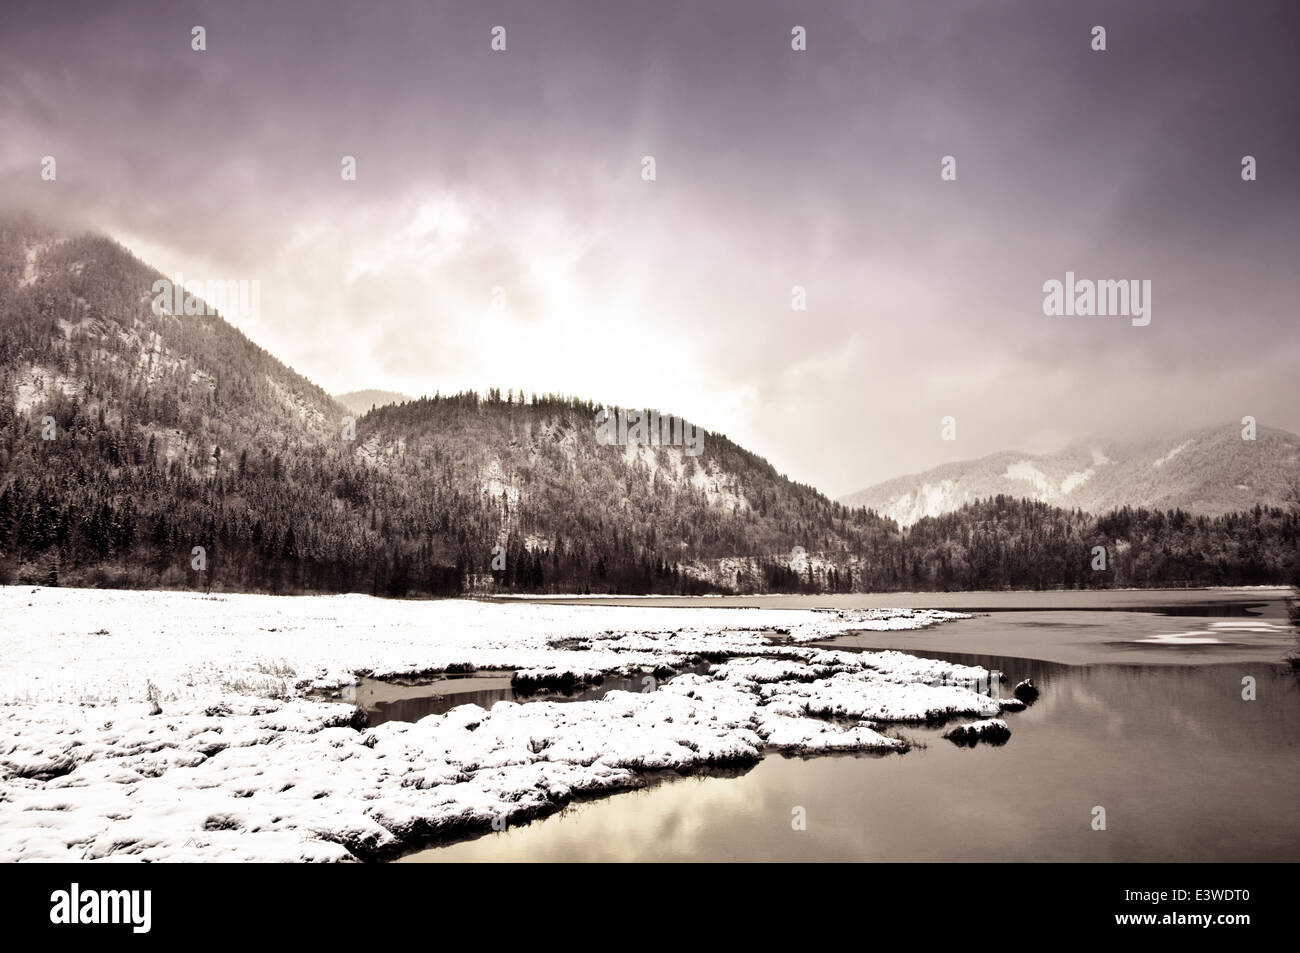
[337, 665, 712, 727]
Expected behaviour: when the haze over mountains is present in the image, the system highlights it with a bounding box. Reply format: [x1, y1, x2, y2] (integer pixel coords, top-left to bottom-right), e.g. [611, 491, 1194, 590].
[2, 216, 1297, 595]
[0, 218, 896, 593]
[336, 390, 413, 416]
[840, 426, 1300, 527]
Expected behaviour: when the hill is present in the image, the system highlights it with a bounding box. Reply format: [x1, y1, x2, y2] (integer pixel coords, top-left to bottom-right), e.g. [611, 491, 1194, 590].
[0, 216, 897, 594]
[840, 425, 1300, 527]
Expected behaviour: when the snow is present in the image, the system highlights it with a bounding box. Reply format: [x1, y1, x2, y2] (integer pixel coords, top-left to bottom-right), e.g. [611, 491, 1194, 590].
[688, 460, 749, 512]
[618, 443, 747, 511]
[480, 459, 521, 506]
[0, 587, 997, 862]
[1003, 460, 1051, 497]
[883, 479, 964, 527]
[1133, 620, 1292, 646]
[11, 365, 81, 414]
[18, 241, 52, 288]
[942, 718, 1011, 745]
[1137, 631, 1224, 645]
[1153, 440, 1192, 468]
[265, 377, 327, 427]
[1059, 468, 1094, 495]
[1006, 460, 1093, 498]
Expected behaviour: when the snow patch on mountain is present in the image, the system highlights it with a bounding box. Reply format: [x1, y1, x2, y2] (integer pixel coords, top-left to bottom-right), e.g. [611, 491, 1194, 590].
[879, 480, 967, 526]
[11, 365, 81, 414]
[18, 241, 53, 288]
[481, 460, 521, 507]
[267, 377, 327, 426]
[1152, 440, 1193, 468]
[1003, 461, 1051, 497]
[1059, 469, 1093, 495]
[689, 460, 749, 513]
[841, 423, 1298, 524]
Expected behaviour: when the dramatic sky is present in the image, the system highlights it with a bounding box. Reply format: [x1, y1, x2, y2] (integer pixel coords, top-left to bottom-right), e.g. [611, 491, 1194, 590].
[2, 0, 1297, 495]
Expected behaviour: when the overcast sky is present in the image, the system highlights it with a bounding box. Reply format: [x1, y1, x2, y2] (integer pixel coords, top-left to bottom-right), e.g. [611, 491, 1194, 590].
[2, 0, 1297, 496]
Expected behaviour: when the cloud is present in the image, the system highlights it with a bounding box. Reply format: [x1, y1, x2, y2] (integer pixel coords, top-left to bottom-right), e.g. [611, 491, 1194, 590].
[1, 0, 1297, 496]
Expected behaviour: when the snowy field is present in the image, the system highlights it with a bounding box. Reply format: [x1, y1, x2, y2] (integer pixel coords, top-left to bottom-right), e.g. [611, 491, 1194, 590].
[0, 587, 1017, 862]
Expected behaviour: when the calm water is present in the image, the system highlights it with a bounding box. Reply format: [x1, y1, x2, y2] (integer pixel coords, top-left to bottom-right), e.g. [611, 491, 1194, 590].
[347, 666, 711, 726]
[499, 587, 1291, 613]
[393, 592, 1300, 862]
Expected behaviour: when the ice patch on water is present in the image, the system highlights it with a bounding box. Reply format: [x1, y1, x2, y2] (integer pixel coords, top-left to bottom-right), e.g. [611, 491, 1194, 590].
[1207, 621, 1290, 634]
[1137, 631, 1225, 645]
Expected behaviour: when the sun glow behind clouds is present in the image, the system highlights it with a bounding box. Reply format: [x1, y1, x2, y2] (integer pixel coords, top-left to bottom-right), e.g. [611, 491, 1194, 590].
[3, 0, 1297, 495]
[288, 188, 725, 422]
[345, 197, 476, 282]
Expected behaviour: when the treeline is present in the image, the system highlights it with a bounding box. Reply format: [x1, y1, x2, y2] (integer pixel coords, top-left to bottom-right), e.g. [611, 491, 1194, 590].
[753, 497, 1300, 593]
[0, 389, 754, 596]
[3, 437, 1298, 597]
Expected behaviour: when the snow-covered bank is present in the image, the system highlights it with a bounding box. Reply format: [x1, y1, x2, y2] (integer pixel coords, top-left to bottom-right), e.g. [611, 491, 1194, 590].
[0, 587, 1006, 862]
[943, 718, 1012, 746]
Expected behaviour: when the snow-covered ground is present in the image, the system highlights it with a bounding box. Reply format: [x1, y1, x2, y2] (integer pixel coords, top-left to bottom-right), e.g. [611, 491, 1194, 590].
[0, 587, 1011, 862]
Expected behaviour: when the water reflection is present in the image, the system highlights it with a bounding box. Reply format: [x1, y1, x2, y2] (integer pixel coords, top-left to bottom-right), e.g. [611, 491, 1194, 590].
[402, 653, 1300, 862]
[359, 667, 710, 726]
[1154, 603, 1266, 617]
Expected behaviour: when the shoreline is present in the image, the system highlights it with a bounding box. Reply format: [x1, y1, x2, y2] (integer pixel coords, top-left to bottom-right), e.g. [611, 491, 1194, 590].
[493, 586, 1292, 611]
[2, 585, 1293, 862]
[0, 589, 1006, 862]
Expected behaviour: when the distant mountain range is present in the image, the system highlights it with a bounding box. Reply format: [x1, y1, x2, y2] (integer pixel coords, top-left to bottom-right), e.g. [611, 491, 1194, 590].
[335, 390, 413, 416]
[840, 425, 1300, 527]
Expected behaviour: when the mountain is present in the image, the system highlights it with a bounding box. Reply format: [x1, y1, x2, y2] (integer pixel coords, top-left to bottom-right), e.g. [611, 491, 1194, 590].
[0, 216, 897, 594]
[0, 217, 342, 443]
[335, 389, 413, 416]
[1, 215, 1297, 596]
[840, 425, 1300, 527]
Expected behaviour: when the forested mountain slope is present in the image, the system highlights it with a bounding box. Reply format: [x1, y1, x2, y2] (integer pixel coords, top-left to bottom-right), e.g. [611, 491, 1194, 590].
[1, 215, 1297, 596]
[0, 217, 899, 594]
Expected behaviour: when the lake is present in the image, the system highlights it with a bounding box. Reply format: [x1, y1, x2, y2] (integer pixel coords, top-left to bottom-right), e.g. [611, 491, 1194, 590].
[391, 589, 1299, 862]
